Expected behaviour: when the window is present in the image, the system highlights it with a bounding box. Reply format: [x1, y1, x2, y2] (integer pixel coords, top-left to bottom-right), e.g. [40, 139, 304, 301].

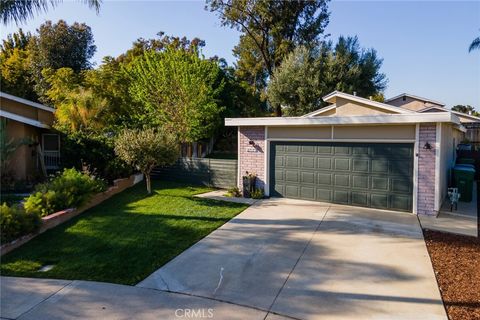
[402, 96, 406, 101]
[42, 134, 60, 151]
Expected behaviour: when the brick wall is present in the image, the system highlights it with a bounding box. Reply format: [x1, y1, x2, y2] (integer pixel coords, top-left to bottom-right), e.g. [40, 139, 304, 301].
[238, 126, 266, 190]
[417, 123, 437, 215]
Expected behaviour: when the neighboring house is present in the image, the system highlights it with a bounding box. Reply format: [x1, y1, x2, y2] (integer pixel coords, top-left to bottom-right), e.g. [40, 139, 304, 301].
[386, 93, 480, 143]
[0, 92, 60, 181]
[226, 91, 470, 216]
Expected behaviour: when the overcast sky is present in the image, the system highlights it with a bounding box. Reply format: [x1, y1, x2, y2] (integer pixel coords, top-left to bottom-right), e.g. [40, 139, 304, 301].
[2, 0, 479, 108]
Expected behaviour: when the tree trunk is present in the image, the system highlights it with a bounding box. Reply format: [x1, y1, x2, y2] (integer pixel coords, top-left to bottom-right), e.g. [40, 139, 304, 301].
[275, 104, 282, 117]
[145, 173, 152, 194]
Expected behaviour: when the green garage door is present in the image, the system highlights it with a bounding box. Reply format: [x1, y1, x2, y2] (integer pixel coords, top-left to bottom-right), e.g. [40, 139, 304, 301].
[270, 142, 414, 212]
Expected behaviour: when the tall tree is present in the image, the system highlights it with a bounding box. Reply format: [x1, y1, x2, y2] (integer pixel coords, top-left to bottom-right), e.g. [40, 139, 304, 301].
[127, 47, 226, 143]
[267, 36, 387, 116]
[29, 20, 96, 102]
[0, 0, 101, 25]
[207, 0, 330, 116]
[0, 28, 36, 100]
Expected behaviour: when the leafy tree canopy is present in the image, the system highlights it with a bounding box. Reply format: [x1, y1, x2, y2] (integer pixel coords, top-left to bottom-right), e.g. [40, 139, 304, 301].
[267, 36, 387, 116]
[0, 28, 36, 100]
[127, 47, 226, 143]
[207, 0, 330, 115]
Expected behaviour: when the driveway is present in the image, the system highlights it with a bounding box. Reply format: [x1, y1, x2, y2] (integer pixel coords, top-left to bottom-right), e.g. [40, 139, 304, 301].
[138, 198, 446, 320]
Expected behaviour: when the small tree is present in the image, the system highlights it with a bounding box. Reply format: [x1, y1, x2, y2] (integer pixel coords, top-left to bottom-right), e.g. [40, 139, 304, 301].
[114, 128, 178, 194]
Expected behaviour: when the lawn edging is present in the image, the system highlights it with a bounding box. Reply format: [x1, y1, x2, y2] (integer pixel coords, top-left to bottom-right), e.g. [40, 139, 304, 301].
[1, 173, 143, 256]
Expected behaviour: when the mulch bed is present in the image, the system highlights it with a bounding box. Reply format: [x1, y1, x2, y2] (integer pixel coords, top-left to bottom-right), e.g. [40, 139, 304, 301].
[424, 230, 480, 320]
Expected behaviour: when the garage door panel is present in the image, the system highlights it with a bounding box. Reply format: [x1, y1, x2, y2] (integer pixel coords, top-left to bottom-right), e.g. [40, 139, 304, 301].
[301, 156, 315, 169]
[300, 186, 315, 200]
[334, 190, 350, 204]
[286, 156, 299, 168]
[334, 158, 350, 171]
[390, 195, 412, 211]
[285, 170, 299, 183]
[371, 159, 389, 173]
[285, 185, 299, 198]
[390, 160, 412, 176]
[317, 189, 332, 202]
[371, 194, 389, 209]
[371, 177, 389, 191]
[271, 142, 413, 212]
[391, 178, 412, 193]
[352, 192, 369, 206]
[317, 146, 333, 154]
[352, 159, 369, 172]
[317, 158, 332, 170]
[301, 171, 315, 184]
[334, 174, 350, 187]
[317, 173, 332, 185]
[285, 145, 300, 153]
[275, 156, 285, 167]
[334, 146, 350, 155]
[352, 175, 369, 189]
[352, 146, 369, 155]
[301, 145, 316, 154]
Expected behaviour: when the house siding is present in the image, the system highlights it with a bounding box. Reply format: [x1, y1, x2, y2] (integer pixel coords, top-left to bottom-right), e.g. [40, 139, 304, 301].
[417, 124, 437, 215]
[238, 126, 266, 190]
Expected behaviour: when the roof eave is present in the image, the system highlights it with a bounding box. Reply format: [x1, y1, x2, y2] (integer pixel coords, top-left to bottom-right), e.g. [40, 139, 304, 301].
[226, 113, 460, 127]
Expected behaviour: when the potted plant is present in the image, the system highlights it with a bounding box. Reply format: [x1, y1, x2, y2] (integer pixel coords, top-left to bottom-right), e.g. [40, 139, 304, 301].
[242, 171, 257, 198]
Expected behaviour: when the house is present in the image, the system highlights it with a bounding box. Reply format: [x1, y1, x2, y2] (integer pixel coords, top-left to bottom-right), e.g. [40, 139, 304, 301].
[225, 91, 474, 216]
[0, 92, 60, 182]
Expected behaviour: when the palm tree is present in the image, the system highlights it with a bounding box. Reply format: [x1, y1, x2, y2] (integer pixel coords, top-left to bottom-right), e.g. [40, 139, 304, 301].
[0, 0, 101, 25]
[469, 34, 480, 52]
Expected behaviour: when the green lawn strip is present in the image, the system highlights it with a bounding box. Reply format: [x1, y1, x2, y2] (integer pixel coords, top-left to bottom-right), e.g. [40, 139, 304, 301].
[1, 181, 248, 285]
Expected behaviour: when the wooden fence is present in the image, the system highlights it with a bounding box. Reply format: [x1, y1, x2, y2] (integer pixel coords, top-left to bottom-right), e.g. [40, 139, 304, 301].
[151, 158, 237, 189]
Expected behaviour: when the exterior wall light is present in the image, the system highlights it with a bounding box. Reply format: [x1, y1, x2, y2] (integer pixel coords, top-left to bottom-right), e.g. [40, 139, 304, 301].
[249, 140, 256, 146]
[423, 142, 432, 150]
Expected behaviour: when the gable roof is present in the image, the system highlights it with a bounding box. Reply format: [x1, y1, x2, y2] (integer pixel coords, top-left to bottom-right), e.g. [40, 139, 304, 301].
[303, 91, 413, 117]
[0, 91, 55, 113]
[0, 110, 51, 129]
[385, 93, 445, 107]
[418, 106, 447, 113]
[301, 104, 337, 117]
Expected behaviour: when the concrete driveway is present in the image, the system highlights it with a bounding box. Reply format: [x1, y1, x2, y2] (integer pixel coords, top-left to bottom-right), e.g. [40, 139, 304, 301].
[139, 198, 446, 320]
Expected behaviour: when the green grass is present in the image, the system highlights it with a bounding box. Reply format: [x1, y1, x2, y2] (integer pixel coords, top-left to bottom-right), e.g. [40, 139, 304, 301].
[0, 181, 248, 285]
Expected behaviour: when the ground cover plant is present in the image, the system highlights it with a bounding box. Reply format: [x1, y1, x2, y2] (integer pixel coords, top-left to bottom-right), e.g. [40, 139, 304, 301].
[1, 181, 248, 285]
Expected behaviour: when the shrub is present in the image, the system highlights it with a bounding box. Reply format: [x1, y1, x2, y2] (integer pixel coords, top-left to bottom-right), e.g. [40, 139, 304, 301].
[225, 186, 241, 197]
[24, 168, 106, 217]
[250, 188, 264, 199]
[0, 203, 41, 244]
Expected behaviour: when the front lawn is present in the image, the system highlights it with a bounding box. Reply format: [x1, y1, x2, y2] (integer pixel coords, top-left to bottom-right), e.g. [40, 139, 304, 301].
[0, 181, 248, 285]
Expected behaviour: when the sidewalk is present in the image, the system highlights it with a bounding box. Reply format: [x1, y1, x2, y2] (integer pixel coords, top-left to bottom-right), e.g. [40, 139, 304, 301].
[0, 277, 267, 320]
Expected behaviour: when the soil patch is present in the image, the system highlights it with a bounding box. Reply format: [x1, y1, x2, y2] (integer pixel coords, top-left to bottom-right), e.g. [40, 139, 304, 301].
[424, 230, 480, 320]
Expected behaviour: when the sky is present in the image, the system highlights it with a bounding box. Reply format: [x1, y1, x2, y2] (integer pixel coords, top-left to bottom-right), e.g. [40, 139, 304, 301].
[1, 0, 479, 108]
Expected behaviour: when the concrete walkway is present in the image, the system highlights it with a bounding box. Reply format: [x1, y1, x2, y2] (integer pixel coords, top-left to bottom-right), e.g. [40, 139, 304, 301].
[2, 198, 447, 320]
[1, 277, 266, 320]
